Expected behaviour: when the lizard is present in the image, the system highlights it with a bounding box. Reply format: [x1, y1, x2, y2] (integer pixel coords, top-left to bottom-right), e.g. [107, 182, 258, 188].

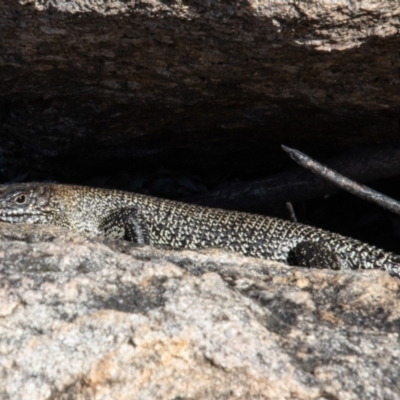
[0, 182, 399, 278]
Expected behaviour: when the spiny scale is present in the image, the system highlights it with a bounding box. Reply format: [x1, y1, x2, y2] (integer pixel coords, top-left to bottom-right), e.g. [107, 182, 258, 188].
[0, 182, 399, 278]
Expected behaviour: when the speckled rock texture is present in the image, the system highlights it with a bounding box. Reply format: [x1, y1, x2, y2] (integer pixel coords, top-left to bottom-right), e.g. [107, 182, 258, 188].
[0, 222, 400, 399]
[1, 0, 400, 177]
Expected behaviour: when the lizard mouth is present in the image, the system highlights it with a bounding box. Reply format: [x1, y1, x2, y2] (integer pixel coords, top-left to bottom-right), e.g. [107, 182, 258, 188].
[0, 209, 48, 223]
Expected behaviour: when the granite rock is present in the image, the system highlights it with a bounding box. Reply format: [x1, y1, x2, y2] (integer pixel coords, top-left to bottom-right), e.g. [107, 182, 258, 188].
[1, 0, 400, 177]
[0, 222, 399, 399]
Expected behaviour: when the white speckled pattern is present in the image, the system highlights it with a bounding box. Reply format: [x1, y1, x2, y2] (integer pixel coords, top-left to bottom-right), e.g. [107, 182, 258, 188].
[1, 182, 400, 278]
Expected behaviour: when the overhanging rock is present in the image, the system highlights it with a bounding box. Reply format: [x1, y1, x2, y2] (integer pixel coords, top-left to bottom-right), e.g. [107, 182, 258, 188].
[1, 0, 400, 176]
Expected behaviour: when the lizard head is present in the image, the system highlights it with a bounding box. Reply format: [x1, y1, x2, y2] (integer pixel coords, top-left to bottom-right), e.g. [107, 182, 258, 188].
[0, 183, 53, 224]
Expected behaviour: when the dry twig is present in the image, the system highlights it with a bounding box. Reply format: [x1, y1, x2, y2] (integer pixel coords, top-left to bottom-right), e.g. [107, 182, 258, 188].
[185, 144, 400, 215]
[282, 145, 400, 216]
[286, 202, 297, 222]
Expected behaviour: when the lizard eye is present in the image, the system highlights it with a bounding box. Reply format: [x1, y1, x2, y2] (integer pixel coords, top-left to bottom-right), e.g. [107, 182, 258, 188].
[15, 194, 27, 204]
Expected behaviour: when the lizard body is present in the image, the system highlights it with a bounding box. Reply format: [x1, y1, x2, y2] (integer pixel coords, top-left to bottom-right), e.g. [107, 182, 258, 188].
[0, 182, 399, 277]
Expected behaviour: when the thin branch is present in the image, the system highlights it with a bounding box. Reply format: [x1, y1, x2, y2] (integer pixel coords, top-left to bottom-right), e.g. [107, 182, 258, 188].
[282, 145, 400, 216]
[185, 144, 400, 215]
[286, 202, 297, 222]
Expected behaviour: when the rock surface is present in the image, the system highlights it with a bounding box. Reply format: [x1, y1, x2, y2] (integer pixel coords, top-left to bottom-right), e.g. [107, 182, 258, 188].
[1, 222, 400, 399]
[1, 0, 400, 178]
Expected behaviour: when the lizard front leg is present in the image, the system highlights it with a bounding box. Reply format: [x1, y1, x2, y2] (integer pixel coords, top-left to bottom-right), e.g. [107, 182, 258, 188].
[98, 208, 150, 244]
